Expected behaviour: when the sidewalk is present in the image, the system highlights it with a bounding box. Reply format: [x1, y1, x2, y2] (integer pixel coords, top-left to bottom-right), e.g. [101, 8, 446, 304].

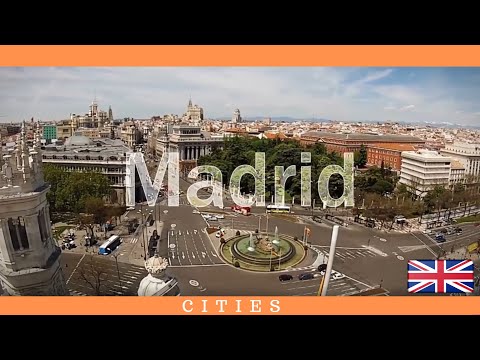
[128, 220, 164, 267]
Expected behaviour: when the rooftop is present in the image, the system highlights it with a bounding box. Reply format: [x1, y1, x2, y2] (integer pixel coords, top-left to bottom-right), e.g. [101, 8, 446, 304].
[402, 149, 452, 161]
[368, 143, 417, 151]
[42, 137, 130, 159]
[302, 131, 424, 143]
[451, 160, 465, 169]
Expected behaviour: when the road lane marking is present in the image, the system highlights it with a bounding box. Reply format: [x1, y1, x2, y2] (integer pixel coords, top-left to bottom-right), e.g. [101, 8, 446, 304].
[341, 274, 373, 289]
[168, 264, 228, 268]
[410, 232, 439, 257]
[361, 245, 388, 257]
[66, 253, 86, 284]
[287, 285, 318, 291]
[189, 230, 204, 265]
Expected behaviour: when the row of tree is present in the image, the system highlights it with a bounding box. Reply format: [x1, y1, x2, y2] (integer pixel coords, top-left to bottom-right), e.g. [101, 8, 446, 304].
[44, 164, 126, 236]
[198, 137, 346, 200]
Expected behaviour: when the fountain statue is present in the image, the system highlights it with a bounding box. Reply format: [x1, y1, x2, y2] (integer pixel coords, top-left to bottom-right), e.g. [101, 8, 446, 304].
[247, 233, 255, 252]
[272, 226, 280, 246]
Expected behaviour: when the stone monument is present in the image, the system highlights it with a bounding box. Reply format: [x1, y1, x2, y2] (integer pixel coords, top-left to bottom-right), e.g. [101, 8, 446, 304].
[137, 254, 180, 296]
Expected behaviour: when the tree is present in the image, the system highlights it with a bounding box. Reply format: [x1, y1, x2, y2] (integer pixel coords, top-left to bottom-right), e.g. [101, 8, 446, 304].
[76, 256, 109, 296]
[354, 144, 367, 168]
[43, 165, 112, 213]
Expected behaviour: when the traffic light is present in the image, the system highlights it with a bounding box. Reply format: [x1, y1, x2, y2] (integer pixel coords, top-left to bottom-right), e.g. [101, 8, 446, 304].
[318, 264, 327, 272]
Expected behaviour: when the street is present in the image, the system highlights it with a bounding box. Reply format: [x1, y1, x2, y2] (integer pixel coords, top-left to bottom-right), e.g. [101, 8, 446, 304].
[59, 175, 480, 297]
[61, 252, 148, 296]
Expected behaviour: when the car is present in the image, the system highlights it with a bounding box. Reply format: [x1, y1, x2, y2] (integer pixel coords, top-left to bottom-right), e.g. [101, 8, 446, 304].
[435, 233, 446, 243]
[209, 216, 218, 221]
[278, 274, 293, 282]
[202, 214, 211, 219]
[331, 271, 345, 280]
[216, 214, 225, 219]
[126, 207, 135, 211]
[192, 210, 200, 214]
[298, 273, 315, 281]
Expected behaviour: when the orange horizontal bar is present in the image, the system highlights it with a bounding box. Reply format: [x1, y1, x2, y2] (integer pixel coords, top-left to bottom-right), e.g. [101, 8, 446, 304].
[1, 45, 480, 66]
[0, 296, 478, 315]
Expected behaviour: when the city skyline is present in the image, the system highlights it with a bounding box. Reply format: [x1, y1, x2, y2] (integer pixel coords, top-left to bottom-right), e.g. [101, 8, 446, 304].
[2, 67, 480, 125]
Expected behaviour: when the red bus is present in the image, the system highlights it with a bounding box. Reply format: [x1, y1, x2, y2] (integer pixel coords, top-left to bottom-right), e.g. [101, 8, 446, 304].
[231, 205, 251, 216]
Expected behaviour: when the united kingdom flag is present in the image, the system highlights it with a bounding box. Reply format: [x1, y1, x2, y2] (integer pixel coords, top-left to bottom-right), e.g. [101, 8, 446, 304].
[407, 259, 474, 294]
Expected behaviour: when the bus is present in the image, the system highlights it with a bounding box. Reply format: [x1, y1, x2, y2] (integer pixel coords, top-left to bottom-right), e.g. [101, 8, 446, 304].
[98, 235, 122, 255]
[266, 205, 291, 213]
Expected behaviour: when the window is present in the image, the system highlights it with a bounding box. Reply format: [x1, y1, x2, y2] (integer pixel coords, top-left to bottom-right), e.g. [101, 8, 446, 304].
[37, 209, 49, 243]
[8, 217, 29, 251]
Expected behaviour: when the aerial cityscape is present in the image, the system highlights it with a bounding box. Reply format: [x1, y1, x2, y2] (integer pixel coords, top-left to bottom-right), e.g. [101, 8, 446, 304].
[0, 66, 479, 296]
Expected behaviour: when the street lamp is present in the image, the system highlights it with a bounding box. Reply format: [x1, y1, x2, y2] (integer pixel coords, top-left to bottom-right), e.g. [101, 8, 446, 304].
[110, 250, 123, 295]
[137, 207, 153, 260]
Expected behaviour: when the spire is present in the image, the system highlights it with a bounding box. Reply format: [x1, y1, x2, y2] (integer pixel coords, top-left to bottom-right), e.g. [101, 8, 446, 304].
[188, 97, 192, 108]
[20, 120, 28, 151]
[34, 121, 42, 149]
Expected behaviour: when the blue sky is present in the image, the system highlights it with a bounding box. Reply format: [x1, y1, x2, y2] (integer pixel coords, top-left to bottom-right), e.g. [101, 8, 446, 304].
[1, 67, 480, 125]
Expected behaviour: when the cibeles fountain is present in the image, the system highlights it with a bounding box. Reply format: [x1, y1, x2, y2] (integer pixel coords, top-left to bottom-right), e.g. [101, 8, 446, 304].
[137, 255, 181, 296]
[222, 226, 307, 272]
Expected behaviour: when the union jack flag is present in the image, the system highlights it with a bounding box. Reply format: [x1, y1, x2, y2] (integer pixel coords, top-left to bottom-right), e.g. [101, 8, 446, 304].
[407, 259, 474, 294]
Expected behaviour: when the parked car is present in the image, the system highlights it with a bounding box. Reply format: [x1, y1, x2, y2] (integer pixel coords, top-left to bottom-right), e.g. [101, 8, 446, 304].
[279, 274, 293, 282]
[216, 214, 225, 219]
[298, 273, 315, 281]
[209, 216, 218, 221]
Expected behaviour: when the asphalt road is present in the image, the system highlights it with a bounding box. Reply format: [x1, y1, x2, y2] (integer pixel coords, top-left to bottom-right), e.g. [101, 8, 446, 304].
[62, 175, 479, 297]
[60, 252, 148, 296]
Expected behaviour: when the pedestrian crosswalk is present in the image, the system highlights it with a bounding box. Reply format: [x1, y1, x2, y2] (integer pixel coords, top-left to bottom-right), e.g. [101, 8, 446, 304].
[398, 244, 428, 253]
[69, 290, 88, 296]
[284, 277, 370, 296]
[130, 238, 139, 244]
[313, 246, 380, 260]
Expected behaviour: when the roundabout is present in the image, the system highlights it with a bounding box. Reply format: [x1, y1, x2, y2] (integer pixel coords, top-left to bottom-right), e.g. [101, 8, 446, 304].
[220, 231, 307, 272]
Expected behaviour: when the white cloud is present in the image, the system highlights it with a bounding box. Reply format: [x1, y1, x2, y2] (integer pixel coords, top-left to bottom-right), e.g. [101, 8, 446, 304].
[0, 67, 478, 125]
[400, 105, 415, 111]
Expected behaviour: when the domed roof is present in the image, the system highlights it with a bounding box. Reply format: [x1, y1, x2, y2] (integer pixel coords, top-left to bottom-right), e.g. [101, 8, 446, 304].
[64, 135, 94, 147]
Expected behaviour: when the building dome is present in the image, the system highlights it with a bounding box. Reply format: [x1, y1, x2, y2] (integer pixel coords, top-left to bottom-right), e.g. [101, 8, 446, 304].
[64, 135, 93, 147]
[137, 255, 181, 296]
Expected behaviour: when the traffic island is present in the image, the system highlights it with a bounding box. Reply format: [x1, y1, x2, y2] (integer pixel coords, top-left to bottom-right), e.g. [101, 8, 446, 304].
[220, 232, 307, 272]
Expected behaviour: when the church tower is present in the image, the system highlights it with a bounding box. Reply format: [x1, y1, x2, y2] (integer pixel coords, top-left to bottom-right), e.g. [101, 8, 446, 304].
[0, 121, 69, 296]
[108, 105, 113, 122]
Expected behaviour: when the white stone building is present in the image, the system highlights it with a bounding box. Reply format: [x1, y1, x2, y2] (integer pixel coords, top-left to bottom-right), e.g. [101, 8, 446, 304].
[399, 149, 452, 198]
[440, 141, 480, 178]
[0, 122, 69, 296]
[70, 100, 112, 131]
[449, 160, 466, 186]
[40, 134, 143, 205]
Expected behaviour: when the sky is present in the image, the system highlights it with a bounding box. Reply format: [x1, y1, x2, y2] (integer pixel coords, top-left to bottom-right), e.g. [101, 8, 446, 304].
[1, 67, 480, 125]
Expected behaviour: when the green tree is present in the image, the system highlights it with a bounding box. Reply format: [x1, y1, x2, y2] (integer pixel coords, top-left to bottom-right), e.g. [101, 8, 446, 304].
[354, 144, 367, 168]
[43, 165, 112, 213]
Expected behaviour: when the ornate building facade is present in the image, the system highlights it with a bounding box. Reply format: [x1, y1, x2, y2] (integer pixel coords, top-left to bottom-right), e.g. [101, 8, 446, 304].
[184, 98, 204, 123]
[70, 100, 112, 131]
[155, 124, 224, 175]
[0, 122, 69, 296]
